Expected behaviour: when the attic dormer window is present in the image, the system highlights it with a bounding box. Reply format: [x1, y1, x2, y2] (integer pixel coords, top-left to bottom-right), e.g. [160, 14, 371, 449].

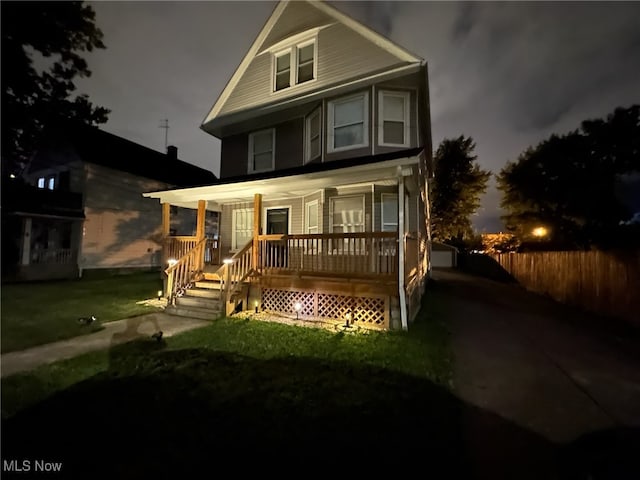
[273, 37, 316, 92]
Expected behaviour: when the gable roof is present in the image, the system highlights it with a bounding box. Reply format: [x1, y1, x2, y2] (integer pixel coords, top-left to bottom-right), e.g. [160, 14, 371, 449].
[202, 0, 423, 128]
[32, 124, 217, 188]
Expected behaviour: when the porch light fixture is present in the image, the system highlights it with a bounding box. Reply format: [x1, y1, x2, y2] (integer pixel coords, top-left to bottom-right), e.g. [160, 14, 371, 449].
[9, 174, 16, 179]
[223, 258, 234, 265]
[294, 301, 302, 319]
[167, 258, 178, 267]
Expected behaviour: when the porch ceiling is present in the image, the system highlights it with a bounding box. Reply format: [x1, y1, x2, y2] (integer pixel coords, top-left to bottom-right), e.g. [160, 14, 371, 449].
[143, 155, 420, 210]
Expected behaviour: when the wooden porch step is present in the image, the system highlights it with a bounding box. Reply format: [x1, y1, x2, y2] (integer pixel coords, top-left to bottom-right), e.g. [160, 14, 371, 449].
[203, 272, 222, 281]
[184, 287, 221, 300]
[165, 305, 222, 321]
[175, 295, 221, 310]
[195, 280, 222, 289]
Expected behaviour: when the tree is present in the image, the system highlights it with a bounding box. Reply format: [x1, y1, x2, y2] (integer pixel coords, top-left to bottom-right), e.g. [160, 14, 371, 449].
[497, 105, 639, 249]
[431, 136, 491, 244]
[1, 1, 110, 173]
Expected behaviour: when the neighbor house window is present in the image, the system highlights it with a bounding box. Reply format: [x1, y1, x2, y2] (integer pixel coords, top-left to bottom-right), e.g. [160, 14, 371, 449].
[47, 177, 55, 190]
[305, 108, 321, 163]
[330, 195, 364, 233]
[37, 177, 45, 189]
[248, 129, 275, 173]
[327, 92, 369, 152]
[305, 200, 319, 234]
[381, 193, 398, 232]
[378, 90, 410, 147]
[273, 37, 316, 92]
[232, 208, 254, 250]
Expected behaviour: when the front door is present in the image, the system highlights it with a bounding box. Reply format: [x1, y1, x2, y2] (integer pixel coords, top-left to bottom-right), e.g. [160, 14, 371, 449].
[266, 208, 289, 268]
[266, 208, 289, 235]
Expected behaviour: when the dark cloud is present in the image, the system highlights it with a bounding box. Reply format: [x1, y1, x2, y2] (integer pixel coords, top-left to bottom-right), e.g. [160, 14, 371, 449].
[76, 1, 640, 231]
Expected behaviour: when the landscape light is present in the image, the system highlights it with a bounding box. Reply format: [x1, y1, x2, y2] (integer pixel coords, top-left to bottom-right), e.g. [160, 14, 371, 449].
[255, 300, 259, 313]
[157, 290, 163, 300]
[294, 301, 302, 319]
[343, 311, 353, 329]
[9, 174, 16, 179]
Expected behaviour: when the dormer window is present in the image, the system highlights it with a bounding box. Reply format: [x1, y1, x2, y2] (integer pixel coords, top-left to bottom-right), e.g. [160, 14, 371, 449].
[273, 37, 316, 92]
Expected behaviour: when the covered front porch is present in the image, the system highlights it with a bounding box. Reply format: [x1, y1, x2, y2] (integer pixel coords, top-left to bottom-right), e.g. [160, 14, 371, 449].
[144, 154, 428, 330]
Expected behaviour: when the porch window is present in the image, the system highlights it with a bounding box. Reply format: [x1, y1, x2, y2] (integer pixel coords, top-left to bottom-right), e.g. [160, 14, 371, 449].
[381, 193, 398, 232]
[328, 92, 369, 152]
[248, 129, 275, 173]
[330, 195, 364, 233]
[305, 108, 321, 163]
[305, 200, 319, 234]
[378, 90, 410, 147]
[232, 208, 254, 250]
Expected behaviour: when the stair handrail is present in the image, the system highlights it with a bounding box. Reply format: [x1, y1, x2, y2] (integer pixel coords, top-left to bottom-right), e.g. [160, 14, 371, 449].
[165, 237, 207, 304]
[214, 239, 256, 313]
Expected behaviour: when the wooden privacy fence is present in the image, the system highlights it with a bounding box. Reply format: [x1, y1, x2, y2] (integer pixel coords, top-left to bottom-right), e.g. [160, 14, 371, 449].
[494, 250, 640, 326]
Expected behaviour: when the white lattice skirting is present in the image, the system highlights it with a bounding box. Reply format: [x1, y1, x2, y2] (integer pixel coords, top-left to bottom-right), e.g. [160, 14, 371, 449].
[261, 288, 389, 328]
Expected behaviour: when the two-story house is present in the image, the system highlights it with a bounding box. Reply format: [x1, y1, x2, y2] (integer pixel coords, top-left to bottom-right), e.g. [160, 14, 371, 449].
[145, 0, 433, 330]
[4, 123, 217, 281]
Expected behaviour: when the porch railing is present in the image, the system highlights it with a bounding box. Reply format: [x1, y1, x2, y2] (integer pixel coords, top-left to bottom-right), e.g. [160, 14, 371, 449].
[257, 233, 398, 278]
[165, 237, 206, 303]
[166, 236, 219, 265]
[214, 239, 254, 315]
[30, 248, 74, 265]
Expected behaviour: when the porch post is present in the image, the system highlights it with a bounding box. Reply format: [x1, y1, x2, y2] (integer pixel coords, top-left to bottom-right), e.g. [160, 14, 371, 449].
[196, 200, 206, 270]
[161, 203, 171, 292]
[20, 217, 32, 266]
[398, 176, 408, 331]
[253, 194, 262, 270]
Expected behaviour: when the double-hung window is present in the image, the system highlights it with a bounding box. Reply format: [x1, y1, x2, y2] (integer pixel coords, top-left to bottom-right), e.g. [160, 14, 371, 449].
[330, 195, 364, 233]
[381, 193, 398, 232]
[305, 200, 319, 234]
[305, 108, 321, 162]
[273, 38, 316, 92]
[378, 90, 410, 147]
[248, 129, 275, 173]
[328, 92, 369, 152]
[232, 208, 254, 250]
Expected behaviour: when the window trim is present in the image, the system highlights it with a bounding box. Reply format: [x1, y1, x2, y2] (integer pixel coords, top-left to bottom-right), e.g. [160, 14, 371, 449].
[248, 128, 275, 174]
[327, 91, 370, 153]
[378, 90, 411, 147]
[304, 199, 319, 234]
[231, 208, 254, 251]
[329, 194, 366, 233]
[304, 107, 322, 163]
[271, 35, 317, 93]
[381, 193, 399, 232]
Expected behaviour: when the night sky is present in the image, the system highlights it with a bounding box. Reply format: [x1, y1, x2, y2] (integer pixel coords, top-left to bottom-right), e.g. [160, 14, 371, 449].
[75, 1, 640, 231]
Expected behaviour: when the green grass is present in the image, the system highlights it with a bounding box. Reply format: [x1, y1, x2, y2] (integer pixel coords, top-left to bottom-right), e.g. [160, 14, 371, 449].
[1, 287, 562, 477]
[1, 272, 163, 353]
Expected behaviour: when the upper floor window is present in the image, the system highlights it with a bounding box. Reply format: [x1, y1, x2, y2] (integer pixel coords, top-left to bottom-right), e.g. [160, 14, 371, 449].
[327, 92, 369, 153]
[273, 38, 316, 92]
[37, 175, 56, 190]
[248, 129, 275, 173]
[378, 90, 410, 147]
[305, 107, 321, 163]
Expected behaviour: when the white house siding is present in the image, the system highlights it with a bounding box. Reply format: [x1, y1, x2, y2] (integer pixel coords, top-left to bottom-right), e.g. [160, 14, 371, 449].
[81, 163, 192, 270]
[220, 21, 407, 116]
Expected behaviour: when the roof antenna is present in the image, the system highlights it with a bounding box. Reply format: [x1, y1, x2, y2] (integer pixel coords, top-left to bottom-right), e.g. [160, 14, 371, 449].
[159, 119, 169, 150]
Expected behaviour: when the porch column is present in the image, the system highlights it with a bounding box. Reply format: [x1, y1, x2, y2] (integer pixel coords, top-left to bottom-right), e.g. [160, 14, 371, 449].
[20, 217, 32, 266]
[196, 200, 206, 270]
[253, 194, 262, 270]
[398, 177, 408, 331]
[161, 202, 171, 267]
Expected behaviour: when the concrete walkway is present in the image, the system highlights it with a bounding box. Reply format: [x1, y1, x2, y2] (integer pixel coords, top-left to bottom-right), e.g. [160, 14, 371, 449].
[434, 268, 640, 444]
[1, 313, 209, 378]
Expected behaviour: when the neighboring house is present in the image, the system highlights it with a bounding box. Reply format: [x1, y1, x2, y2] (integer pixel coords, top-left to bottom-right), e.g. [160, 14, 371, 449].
[3, 124, 217, 281]
[145, 0, 433, 330]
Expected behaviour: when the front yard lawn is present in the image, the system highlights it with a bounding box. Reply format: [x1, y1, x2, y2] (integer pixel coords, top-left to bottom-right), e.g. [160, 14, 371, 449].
[1, 272, 163, 353]
[1, 286, 558, 477]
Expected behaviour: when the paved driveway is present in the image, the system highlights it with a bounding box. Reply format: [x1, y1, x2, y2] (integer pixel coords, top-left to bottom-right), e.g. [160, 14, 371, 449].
[433, 268, 640, 476]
